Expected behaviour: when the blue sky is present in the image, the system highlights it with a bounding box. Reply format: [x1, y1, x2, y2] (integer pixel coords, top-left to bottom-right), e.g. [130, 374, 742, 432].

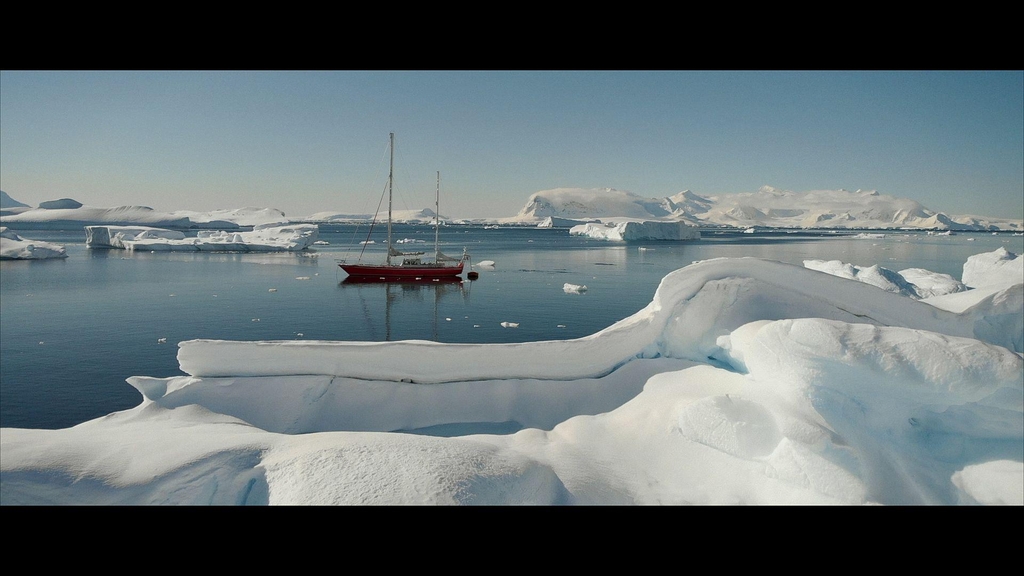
[1, 70, 1021, 219]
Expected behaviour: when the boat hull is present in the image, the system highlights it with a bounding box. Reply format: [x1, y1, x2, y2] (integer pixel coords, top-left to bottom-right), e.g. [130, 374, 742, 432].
[340, 262, 464, 279]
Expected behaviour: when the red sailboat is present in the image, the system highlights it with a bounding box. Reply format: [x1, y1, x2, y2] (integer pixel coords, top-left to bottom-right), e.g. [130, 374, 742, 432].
[339, 133, 469, 280]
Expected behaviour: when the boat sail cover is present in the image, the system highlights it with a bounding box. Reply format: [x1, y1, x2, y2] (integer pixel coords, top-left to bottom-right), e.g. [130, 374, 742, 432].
[388, 247, 425, 257]
[435, 250, 462, 262]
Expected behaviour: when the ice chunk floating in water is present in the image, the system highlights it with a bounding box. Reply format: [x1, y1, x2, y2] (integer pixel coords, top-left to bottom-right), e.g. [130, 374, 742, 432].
[0, 227, 67, 260]
[569, 220, 700, 241]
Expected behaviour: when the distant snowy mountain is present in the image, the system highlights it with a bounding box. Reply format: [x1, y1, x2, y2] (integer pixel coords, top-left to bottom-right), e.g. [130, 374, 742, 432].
[0, 191, 30, 209]
[505, 186, 1023, 231]
[0, 194, 280, 230]
[305, 207, 448, 224]
[170, 207, 288, 227]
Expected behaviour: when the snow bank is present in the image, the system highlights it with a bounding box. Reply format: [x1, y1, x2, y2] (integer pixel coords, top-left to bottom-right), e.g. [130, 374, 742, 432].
[0, 227, 68, 260]
[85, 224, 319, 252]
[569, 220, 700, 241]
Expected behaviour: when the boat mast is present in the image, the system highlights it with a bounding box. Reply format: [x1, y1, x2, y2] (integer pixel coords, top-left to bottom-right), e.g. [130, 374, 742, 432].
[434, 171, 440, 262]
[386, 132, 394, 266]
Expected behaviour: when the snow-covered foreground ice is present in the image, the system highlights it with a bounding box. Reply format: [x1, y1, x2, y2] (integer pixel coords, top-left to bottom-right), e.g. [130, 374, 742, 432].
[85, 223, 319, 252]
[0, 227, 67, 260]
[1, 249, 1021, 505]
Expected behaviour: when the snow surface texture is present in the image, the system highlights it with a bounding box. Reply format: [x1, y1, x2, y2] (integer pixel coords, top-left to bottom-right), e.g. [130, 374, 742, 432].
[569, 220, 701, 241]
[506, 186, 1023, 231]
[85, 224, 319, 252]
[0, 227, 67, 260]
[1, 249, 1021, 505]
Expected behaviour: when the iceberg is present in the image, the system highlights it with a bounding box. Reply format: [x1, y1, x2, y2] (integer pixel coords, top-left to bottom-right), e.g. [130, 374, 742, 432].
[0, 227, 68, 260]
[85, 223, 319, 252]
[85, 226, 188, 249]
[569, 220, 700, 241]
[1, 249, 1021, 505]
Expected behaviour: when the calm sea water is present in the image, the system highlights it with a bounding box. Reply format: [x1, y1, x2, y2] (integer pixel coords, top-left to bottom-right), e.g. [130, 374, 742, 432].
[2, 224, 1021, 430]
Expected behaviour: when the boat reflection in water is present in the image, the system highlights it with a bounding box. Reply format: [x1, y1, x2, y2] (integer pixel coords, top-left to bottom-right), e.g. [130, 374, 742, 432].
[339, 275, 470, 342]
[340, 275, 465, 286]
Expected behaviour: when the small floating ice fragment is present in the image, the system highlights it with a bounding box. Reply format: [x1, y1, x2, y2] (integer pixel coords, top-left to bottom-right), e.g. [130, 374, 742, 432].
[157, 338, 167, 344]
[563, 283, 588, 294]
[296, 276, 311, 280]
[268, 288, 278, 292]
[500, 322, 519, 328]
